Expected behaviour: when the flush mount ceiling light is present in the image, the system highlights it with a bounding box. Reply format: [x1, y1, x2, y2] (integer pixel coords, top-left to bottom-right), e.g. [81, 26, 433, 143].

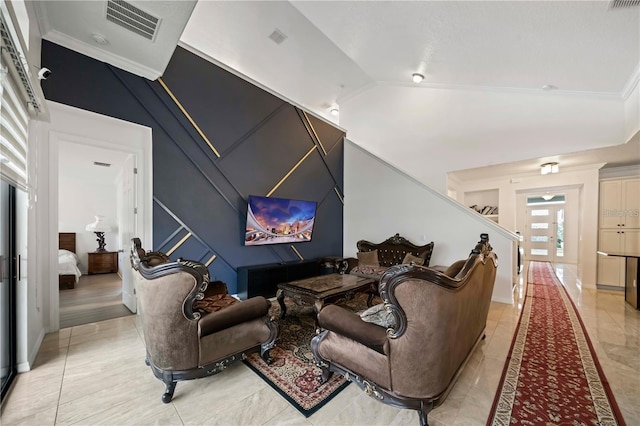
[540, 162, 559, 175]
[412, 73, 424, 83]
[330, 108, 339, 116]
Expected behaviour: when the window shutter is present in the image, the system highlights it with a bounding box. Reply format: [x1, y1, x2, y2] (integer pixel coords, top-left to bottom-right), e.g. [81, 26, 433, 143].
[0, 7, 36, 191]
[0, 66, 29, 189]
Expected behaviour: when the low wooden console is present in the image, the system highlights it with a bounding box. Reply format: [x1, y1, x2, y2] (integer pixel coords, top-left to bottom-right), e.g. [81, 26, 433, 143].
[237, 259, 322, 300]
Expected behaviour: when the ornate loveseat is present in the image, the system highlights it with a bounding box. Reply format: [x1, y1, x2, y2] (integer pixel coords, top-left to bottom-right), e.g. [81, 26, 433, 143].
[347, 233, 435, 281]
[312, 234, 497, 425]
[130, 239, 278, 403]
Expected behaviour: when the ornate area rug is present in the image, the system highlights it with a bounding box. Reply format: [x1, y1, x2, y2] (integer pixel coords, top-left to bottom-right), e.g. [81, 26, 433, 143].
[244, 294, 373, 417]
[488, 261, 626, 425]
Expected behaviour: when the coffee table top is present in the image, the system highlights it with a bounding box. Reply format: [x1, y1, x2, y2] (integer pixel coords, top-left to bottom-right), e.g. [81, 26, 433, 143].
[278, 273, 375, 297]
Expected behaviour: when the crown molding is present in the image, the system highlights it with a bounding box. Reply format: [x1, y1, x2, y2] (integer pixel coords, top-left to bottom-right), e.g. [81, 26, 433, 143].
[374, 80, 623, 100]
[42, 29, 162, 81]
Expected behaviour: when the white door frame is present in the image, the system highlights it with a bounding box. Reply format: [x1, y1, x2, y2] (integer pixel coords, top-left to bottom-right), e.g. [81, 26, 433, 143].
[525, 204, 564, 262]
[43, 102, 152, 332]
[517, 185, 581, 265]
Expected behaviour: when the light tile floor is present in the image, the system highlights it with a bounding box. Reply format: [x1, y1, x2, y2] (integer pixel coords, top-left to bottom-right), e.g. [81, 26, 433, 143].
[1, 262, 638, 425]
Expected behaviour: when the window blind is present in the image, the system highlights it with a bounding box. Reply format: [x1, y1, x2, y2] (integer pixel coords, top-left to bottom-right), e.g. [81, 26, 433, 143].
[0, 65, 29, 189]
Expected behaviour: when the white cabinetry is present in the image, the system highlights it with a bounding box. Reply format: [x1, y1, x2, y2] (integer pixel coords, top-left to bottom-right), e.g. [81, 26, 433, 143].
[600, 180, 640, 228]
[597, 178, 640, 288]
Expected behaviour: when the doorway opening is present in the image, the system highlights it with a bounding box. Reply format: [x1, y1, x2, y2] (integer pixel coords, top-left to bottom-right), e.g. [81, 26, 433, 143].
[525, 194, 565, 263]
[57, 141, 134, 328]
[46, 102, 152, 332]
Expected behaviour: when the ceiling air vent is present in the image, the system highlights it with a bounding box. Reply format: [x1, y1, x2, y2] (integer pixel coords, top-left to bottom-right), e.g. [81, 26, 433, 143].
[93, 162, 111, 167]
[609, 0, 640, 8]
[106, 0, 160, 41]
[268, 29, 287, 45]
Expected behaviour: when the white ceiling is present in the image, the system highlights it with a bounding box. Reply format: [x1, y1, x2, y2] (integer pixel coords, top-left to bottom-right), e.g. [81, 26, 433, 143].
[58, 141, 128, 184]
[292, 1, 639, 94]
[35, 0, 196, 80]
[32, 1, 640, 186]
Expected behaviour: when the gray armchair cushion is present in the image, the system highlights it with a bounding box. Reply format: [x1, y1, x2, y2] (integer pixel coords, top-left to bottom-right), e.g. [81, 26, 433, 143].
[318, 304, 388, 354]
[199, 296, 270, 336]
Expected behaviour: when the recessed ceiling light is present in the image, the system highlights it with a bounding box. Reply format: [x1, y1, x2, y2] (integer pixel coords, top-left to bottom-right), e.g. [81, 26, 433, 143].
[91, 33, 109, 45]
[412, 73, 424, 83]
[330, 108, 339, 116]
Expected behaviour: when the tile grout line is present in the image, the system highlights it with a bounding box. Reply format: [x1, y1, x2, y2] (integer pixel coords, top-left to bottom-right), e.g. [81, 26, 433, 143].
[53, 327, 73, 425]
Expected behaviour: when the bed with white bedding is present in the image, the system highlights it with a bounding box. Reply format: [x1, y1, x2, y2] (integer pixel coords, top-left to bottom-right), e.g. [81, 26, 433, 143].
[59, 232, 81, 290]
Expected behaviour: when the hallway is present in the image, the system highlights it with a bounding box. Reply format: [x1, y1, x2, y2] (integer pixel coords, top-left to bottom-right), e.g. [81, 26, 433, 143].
[59, 273, 133, 329]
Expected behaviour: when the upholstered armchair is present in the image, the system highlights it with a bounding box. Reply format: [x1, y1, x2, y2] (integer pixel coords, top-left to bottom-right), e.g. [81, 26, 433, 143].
[130, 238, 278, 403]
[311, 234, 497, 425]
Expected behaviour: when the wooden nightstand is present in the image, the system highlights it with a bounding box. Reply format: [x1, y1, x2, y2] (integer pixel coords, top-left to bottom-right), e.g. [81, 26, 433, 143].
[88, 251, 118, 275]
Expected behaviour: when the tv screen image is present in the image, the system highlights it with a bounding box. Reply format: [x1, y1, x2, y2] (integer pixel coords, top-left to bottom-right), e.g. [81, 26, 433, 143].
[245, 195, 317, 246]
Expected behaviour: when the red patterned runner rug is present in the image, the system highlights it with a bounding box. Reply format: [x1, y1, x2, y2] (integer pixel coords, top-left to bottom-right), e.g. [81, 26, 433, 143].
[487, 261, 626, 425]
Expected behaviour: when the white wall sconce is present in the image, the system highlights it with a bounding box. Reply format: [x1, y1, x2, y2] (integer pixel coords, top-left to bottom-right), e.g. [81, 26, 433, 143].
[540, 162, 559, 175]
[412, 73, 424, 83]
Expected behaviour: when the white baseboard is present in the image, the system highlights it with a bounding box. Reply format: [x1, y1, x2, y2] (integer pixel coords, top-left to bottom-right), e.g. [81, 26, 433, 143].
[491, 295, 515, 305]
[17, 328, 45, 373]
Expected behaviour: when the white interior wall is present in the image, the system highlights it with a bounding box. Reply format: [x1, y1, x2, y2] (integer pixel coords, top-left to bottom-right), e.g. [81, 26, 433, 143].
[340, 84, 626, 193]
[58, 171, 119, 273]
[344, 140, 518, 304]
[450, 165, 603, 287]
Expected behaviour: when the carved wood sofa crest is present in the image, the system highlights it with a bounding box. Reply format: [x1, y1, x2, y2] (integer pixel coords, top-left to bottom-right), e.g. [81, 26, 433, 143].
[312, 234, 497, 425]
[347, 233, 435, 281]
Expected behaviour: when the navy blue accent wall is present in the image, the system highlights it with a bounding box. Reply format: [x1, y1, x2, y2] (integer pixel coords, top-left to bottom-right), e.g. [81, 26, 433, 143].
[41, 41, 345, 294]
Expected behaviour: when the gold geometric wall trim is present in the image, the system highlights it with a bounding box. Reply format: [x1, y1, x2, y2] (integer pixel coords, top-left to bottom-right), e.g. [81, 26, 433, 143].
[157, 77, 221, 158]
[266, 145, 318, 197]
[290, 245, 304, 261]
[334, 187, 344, 205]
[166, 232, 192, 256]
[205, 254, 217, 267]
[302, 111, 327, 156]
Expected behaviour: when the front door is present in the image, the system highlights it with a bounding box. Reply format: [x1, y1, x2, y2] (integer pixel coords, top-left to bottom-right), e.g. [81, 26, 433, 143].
[525, 204, 565, 262]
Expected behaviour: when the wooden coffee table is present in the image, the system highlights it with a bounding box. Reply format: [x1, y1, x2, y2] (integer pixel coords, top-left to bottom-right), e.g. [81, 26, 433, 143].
[276, 273, 377, 323]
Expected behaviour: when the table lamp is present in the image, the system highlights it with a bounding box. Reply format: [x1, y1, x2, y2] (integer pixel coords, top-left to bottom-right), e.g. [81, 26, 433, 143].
[85, 215, 112, 252]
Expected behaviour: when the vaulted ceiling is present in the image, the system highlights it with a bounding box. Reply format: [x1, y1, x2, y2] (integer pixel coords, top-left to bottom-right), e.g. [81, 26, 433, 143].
[33, 1, 640, 188]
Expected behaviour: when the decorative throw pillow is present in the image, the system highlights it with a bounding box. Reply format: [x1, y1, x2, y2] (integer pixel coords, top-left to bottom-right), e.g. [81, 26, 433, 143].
[357, 249, 379, 266]
[402, 253, 425, 266]
[359, 303, 396, 328]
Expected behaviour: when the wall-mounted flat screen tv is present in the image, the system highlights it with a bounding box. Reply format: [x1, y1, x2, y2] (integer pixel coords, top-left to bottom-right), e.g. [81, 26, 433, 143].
[244, 195, 317, 246]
